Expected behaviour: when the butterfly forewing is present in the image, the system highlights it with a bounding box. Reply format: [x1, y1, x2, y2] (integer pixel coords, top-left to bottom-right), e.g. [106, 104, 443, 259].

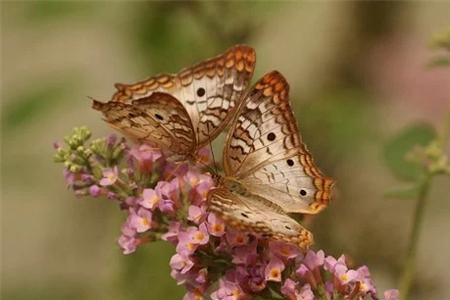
[108, 45, 256, 149]
[223, 71, 334, 214]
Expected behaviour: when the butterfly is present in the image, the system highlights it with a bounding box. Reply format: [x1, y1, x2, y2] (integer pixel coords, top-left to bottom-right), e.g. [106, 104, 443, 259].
[207, 71, 334, 249]
[92, 45, 256, 158]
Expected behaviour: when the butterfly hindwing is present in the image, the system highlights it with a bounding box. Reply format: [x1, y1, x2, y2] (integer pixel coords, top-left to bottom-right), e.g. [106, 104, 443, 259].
[92, 92, 195, 155]
[223, 71, 333, 214]
[208, 187, 313, 249]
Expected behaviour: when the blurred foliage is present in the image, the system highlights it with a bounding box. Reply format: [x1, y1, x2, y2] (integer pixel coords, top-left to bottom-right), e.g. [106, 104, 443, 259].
[299, 89, 378, 170]
[2, 81, 75, 132]
[429, 27, 450, 67]
[384, 124, 436, 182]
[127, 2, 282, 73]
[22, 1, 97, 22]
[118, 243, 184, 300]
[2, 1, 450, 300]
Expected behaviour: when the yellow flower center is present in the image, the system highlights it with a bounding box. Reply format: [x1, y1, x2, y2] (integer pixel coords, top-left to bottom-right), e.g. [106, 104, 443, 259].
[213, 224, 223, 233]
[340, 274, 348, 282]
[270, 269, 280, 279]
[195, 232, 205, 241]
[141, 218, 150, 226]
[187, 243, 195, 251]
[232, 288, 241, 299]
[150, 194, 159, 205]
[360, 282, 368, 292]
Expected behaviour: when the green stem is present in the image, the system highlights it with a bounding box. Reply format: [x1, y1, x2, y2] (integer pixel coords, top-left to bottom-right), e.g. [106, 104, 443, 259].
[439, 105, 450, 147]
[399, 175, 432, 300]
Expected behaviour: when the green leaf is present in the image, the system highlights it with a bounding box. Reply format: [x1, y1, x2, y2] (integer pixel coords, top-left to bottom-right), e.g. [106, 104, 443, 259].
[384, 185, 420, 199]
[384, 123, 436, 182]
[427, 56, 450, 68]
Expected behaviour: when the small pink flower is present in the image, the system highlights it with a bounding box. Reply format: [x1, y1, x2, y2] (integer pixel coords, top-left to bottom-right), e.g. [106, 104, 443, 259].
[183, 289, 204, 300]
[225, 230, 249, 247]
[265, 256, 285, 282]
[334, 264, 358, 285]
[384, 289, 400, 300]
[304, 250, 325, 270]
[196, 146, 213, 165]
[296, 264, 309, 277]
[158, 178, 180, 200]
[324, 254, 346, 272]
[188, 205, 206, 224]
[232, 240, 258, 265]
[239, 263, 266, 292]
[190, 224, 209, 245]
[118, 224, 138, 254]
[164, 162, 189, 179]
[63, 169, 76, 186]
[359, 277, 376, 294]
[106, 134, 117, 146]
[99, 166, 119, 186]
[281, 278, 298, 300]
[89, 184, 102, 197]
[176, 229, 199, 256]
[211, 278, 247, 300]
[159, 199, 175, 213]
[120, 222, 136, 237]
[195, 268, 208, 284]
[184, 170, 202, 187]
[129, 208, 152, 233]
[170, 253, 194, 274]
[129, 144, 162, 172]
[140, 188, 160, 210]
[118, 235, 138, 255]
[269, 241, 301, 260]
[356, 266, 376, 294]
[207, 213, 226, 237]
[162, 221, 181, 243]
[190, 180, 213, 204]
[298, 283, 314, 300]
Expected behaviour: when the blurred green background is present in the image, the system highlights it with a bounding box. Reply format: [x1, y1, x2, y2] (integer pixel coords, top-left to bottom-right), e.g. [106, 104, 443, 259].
[2, 2, 449, 300]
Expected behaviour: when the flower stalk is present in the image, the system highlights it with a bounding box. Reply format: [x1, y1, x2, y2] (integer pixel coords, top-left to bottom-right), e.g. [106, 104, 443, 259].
[399, 107, 450, 300]
[398, 175, 431, 300]
[54, 127, 398, 300]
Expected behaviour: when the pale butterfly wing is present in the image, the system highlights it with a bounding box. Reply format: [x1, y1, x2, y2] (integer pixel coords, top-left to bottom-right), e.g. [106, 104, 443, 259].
[92, 92, 196, 155]
[208, 187, 314, 249]
[223, 71, 334, 214]
[108, 45, 256, 149]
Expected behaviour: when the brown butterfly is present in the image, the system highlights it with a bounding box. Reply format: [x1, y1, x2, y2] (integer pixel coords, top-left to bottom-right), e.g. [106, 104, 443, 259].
[92, 45, 256, 157]
[207, 71, 334, 249]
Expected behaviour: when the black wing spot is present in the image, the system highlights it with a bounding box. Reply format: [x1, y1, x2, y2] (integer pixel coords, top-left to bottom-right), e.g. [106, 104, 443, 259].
[285, 226, 291, 230]
[154, 113, 164, 121]
[267, 132, 276, 141]
[197, 87, 206, 97]
[287, 159, 294, 166]
[241, 212, 249, 218]
[300, 189, 307, 196]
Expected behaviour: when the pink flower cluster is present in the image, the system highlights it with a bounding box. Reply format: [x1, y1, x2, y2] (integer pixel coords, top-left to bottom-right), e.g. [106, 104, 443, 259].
[55, 130, 399, 300]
